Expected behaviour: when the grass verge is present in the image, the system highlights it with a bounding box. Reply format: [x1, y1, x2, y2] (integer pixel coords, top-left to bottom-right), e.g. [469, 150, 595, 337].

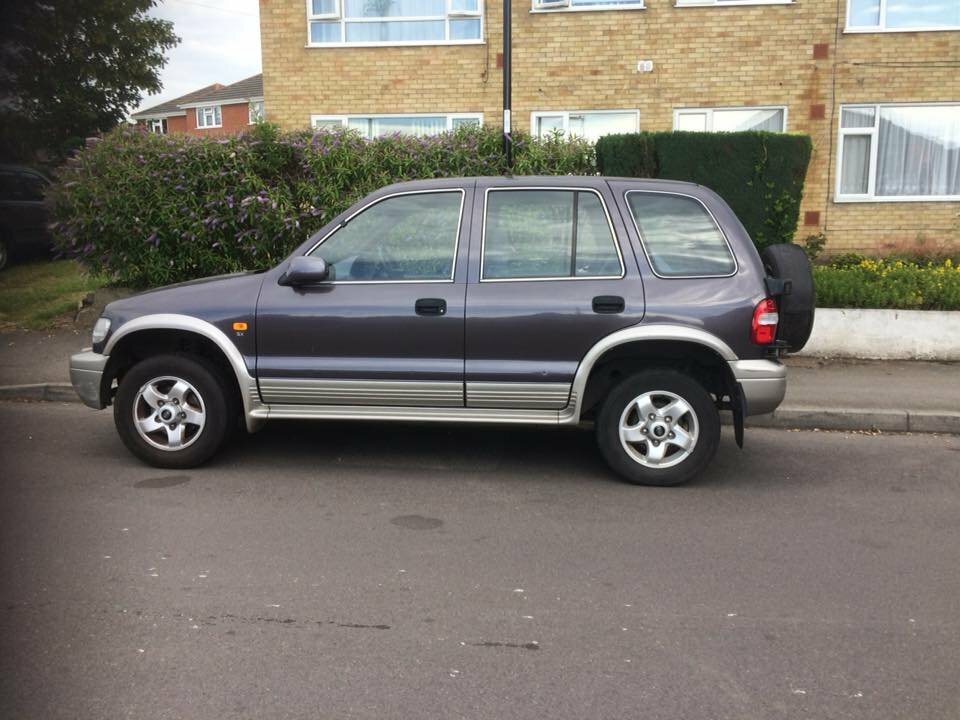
[0, 261, 106, 330]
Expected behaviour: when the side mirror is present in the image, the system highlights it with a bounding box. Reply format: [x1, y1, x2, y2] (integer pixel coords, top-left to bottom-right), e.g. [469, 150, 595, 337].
[279, 255, 330, 286]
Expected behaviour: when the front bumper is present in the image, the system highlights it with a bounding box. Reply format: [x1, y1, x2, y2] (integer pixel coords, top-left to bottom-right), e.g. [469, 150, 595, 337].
[70, 350, 109, 409]
[728, 359, 786, 416]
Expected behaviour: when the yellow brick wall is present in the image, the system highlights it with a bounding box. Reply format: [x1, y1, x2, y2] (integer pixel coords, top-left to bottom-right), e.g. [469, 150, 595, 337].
[259, 0, 960, 255]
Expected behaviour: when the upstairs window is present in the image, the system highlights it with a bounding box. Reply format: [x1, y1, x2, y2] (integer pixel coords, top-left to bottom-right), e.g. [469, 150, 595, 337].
[674, 106, 786, 133]
[308, 0, 482, 46]
[196, 105, 221, 129]
[846, 0, 960, 31]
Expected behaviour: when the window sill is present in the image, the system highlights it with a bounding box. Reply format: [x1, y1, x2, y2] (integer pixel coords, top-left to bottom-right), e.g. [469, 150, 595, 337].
[843, 25, 960, 33]
[305, 39, 484, 48]
[674, 0, 793, 6]
[834, 195, 960, 203]
[530, 5, 645, 13]
[196, 125, 223, 130]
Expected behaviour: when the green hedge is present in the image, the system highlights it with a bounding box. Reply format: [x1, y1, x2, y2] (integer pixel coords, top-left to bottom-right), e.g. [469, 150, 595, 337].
[596, 131, 812, 250]
[51, 124, 595, 287]
[814, 258, 960, 310]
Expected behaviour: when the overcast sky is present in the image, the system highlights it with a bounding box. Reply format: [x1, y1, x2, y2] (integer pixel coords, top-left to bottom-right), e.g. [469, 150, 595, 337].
[134, 0, 262, 114]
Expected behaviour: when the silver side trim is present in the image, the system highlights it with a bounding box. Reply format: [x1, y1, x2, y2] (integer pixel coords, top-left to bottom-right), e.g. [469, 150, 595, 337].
[252, 404, 564, 424]
[562, 324, 739, 424]
[466, 382, 571, 409]
[104, 313, 264, 432]
[258, 378, 463, 407]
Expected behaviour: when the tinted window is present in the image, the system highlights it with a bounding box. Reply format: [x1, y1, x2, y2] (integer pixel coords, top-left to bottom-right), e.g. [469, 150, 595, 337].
[626, 192, 736, 277]
[0, 171, 46, 202]
[483, 189, 622, 280]
[309, 191, 462, 281]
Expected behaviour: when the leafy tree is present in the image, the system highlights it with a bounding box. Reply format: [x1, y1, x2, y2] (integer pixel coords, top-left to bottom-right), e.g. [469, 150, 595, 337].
[0, 1, 178, 163]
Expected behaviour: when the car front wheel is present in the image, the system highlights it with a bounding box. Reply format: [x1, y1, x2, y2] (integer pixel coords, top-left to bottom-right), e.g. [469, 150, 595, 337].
[595, 370, 720, 486]
[114, 354, 230, 469]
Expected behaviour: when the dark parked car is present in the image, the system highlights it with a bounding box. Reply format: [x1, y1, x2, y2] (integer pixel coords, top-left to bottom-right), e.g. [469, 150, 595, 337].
[0, 165, 53, 270]
[70, 176, 814, 485]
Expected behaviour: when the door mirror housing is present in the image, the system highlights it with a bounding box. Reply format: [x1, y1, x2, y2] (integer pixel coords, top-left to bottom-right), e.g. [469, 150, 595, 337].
[279, 255, 330, 286]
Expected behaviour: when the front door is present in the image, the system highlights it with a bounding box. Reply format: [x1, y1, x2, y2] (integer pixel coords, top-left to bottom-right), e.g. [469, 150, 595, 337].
[464, 179, 645, 410]
[256, 187, 470, 407]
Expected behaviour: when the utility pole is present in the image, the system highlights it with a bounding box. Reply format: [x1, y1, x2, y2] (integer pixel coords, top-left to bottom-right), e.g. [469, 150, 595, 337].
[503, 0, 512, 170]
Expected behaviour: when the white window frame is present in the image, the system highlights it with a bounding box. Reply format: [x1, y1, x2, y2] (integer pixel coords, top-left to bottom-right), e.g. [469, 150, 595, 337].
[306, 0, 484, 47]
[531, 0, 646, 13]
[249, 100, 265, 125]
[844, 0, 960, 33]
[310, 112, 483, 138]
[196, 105, 222, 129]
[674, 0, 793, 7]
[835, 102, 960, 203]
[672, 105, 788, 132]
[530, 109, 640, 140]
[147, 118, 166, 135]
[307, 0, 342, 20]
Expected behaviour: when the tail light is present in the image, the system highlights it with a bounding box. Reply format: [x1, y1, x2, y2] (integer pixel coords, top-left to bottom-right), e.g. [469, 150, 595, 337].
[751, 298, 779, 345]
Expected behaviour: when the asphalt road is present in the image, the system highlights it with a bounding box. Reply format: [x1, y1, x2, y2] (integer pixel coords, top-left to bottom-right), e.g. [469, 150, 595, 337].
[1, 401, 959, 720]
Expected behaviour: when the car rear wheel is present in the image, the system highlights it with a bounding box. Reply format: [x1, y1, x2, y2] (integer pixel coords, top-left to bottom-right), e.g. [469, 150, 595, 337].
[114, 354, 230, 469]
[595, 370, 721, 486]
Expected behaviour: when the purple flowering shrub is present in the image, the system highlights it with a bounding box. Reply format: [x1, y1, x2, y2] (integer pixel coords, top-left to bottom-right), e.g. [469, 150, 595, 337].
[50, 123, 595, 287]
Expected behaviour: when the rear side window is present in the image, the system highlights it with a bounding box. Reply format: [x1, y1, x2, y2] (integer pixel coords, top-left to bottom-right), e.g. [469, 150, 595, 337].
[483, 189, 623, 280]
[626, 192, 736, 277]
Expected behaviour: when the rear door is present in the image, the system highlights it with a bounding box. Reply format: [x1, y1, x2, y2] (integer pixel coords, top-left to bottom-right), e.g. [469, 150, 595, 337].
[463, 178, 645, 410]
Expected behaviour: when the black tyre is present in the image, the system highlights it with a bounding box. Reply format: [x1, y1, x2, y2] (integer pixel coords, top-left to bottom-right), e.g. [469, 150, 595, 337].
[595, 370, 721, 486]
[114, 354, 231, 469]
[760, 243, 815, 352]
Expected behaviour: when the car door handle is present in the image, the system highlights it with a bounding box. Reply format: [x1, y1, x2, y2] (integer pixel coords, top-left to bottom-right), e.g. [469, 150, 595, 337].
[415, 298, 447, 316]
[592, 295, 625, 314]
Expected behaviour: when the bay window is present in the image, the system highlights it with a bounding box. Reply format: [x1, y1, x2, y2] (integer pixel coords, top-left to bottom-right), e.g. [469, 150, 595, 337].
[307, 0, 482, 46]
[674, 106, 787, 132]
[836, 104, 960, 201]
[531, 110, 639, 142]
[846, 0, 960, 31]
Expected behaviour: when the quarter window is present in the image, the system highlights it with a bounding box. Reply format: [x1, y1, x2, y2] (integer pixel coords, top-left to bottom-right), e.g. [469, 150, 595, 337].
[626, 192, 736, 277]
[531, 110, 639, 142]
[674, 107, 786, 133]
[311, 113, 481, 138]
[482, 189, 623, 280]
[308, 0, 482, 45]
[837, 104, 960, 200]
[308, 191, 463, 282]
[196, 106, 222, 129]
[846, 0, 960, 31]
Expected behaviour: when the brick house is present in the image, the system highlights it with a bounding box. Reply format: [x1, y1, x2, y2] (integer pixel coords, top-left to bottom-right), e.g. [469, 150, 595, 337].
[259, 0, 959, 254]
[132, 75, 265, 137]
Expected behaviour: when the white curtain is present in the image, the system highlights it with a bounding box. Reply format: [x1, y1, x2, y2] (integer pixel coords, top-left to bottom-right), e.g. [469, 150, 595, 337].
[349, 116, 447, 138]
[876, 106, 960, 196]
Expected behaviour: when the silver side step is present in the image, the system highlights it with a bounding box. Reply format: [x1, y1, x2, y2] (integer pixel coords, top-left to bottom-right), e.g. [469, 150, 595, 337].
[250, 402, 579, 425]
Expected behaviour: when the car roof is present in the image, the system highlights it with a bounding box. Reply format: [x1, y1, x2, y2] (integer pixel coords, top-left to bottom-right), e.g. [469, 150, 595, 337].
[371, 175, 706, 196]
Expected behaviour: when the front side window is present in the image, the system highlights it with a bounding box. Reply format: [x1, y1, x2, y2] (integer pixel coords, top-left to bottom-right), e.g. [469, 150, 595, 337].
[148, 118, 167, 134]
[847, 0, 960, 31]
[311, 113, 482, 138]
[249, 101, 265, 124]
[531, 110, 639, 142]
[308, 0, 482, 45]
[482, 189, 623, 280]
[837, 104, 960, 200]
[308, 191, 463, 282]
[196, 106, 222, 129]
[674, 107, 786, 133]
[626, 192, 736, 277]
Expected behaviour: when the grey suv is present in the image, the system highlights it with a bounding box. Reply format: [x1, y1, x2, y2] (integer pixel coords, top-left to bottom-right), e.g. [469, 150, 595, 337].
[69, 176, 814, 485]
